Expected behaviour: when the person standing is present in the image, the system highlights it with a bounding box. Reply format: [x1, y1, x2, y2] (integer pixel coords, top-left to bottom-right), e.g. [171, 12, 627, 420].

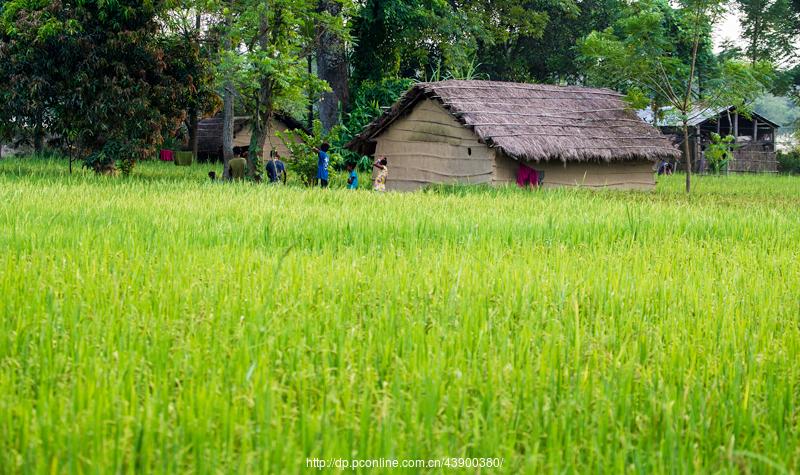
[346, 162, 359, 190]
[372, 156, 388, 192]
[316, 143, 330, 188]
[266, 151, 287, 184]
[229, 153, 247, 181]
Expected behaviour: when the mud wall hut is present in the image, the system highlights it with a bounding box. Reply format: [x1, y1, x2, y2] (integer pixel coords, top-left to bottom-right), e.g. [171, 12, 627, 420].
[197, 114, 304, 161]
[346, 80, 680, 191]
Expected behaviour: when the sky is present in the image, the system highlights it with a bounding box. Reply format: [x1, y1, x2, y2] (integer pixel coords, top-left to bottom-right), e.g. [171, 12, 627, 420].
[713, 7, 743, 52]
[714, 7, 800, 64]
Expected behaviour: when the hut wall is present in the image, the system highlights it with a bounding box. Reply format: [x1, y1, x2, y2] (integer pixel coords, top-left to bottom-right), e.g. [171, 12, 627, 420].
[229, 119, 295, 159]
[197, 117, 296, 159]
[373, 99, 494, 191]
[493, 152, 656, 190]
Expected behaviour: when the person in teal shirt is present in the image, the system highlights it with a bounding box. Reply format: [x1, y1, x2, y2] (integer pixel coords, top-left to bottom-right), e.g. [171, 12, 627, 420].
[346, 162, 358, 189]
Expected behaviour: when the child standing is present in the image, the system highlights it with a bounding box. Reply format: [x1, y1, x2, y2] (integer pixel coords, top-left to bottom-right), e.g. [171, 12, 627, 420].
[372, 156, 388, 192]
[316, 143, 330, 188]
[346, 163, 359, 189]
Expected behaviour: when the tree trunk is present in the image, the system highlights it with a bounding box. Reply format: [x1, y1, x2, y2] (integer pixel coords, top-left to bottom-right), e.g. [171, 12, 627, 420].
[249, 115, 270, 177]
[247, 12, 275, 177]
[682, 123, 692, 193]
[316, 0, 349, 132]
[33, 126, 44, 154]
[307, 55, 314, 130]
[222, 83, 235, 179]
[189, 108, 199, 161]
[191, 13, 202, 163]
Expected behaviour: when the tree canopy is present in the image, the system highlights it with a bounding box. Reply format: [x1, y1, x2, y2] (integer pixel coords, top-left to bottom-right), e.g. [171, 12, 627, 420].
[0, 0, 797, 171]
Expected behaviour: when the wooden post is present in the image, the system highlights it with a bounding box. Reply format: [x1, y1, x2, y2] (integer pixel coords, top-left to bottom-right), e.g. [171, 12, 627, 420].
[753, 117, 758, 142]
[693, 126, 698, 173]
[733, 112, 739, 138]
[716, 117, 720, 135]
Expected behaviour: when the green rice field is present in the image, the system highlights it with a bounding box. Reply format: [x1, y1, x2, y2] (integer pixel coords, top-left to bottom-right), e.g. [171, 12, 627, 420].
[1, 158, 800, 473]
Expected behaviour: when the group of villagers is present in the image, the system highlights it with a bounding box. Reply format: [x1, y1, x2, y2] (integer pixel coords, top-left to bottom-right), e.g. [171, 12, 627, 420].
[315, 142, 388, 191]
[221, 143, 388, 191]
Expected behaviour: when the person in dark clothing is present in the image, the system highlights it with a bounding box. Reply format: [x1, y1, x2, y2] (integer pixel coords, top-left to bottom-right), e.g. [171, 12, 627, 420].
[266, 151, 287, 184]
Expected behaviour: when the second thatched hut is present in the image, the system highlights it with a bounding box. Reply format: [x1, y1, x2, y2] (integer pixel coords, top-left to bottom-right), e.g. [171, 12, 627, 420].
[196, 113, 305, 161]
[346, 80, 680, 191]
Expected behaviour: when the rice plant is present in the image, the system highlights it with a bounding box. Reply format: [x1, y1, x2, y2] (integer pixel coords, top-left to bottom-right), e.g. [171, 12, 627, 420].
[1, 158, 799, 473]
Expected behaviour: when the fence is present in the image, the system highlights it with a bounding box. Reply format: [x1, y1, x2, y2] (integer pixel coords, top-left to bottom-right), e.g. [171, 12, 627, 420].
[728, 150, 778, 173]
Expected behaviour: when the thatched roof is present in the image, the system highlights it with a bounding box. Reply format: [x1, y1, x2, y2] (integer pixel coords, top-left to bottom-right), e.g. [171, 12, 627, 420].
[197, 113, 305, 155]
[346, 80, 680, 163]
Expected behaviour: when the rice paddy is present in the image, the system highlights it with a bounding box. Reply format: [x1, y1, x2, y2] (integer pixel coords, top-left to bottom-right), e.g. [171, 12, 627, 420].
[1, 158, 800, 473]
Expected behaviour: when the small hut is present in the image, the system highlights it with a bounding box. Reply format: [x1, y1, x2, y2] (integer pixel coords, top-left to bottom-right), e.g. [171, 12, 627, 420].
[196, 113, 305, 161]
[346, 80, 679, 191]
[638, 106, 780, 173]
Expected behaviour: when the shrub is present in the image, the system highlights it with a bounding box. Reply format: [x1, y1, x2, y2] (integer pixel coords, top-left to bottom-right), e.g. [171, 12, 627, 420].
[777, 150, 800, 175]
[705, 133, 736, 174]
[336, 78, 415, 171]
[83, 140, 138, 176]
[277, 120, 343, 186]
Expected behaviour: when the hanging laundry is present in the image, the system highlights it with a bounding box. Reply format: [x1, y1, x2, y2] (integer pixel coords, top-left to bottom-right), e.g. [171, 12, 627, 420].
[159, 149, 174, 162]
[516, 164, 540, 188]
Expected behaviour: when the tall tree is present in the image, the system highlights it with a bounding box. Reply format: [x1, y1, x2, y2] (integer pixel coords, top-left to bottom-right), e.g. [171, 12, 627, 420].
[222, 0, 343, 175]
[220, 3, 237, 179]
[580, 0, 772, 192]
[737, 0, 799, 66]
[0, 0, 207, 174]
[163, 2, 219, 161]
[316, 0, 351, 131]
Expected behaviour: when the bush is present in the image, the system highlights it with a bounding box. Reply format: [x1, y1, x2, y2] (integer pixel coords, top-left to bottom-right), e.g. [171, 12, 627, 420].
[277, 120, 343, 186]
[777, 150, 800, 174]
[705, 133, 736, 174]
[83, 140, 138, 176]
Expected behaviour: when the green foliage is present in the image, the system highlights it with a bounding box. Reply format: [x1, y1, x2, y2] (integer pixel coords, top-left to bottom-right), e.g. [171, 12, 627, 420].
[277, 119, 343, 185]
[704, 133, 736, 174]
[579, 0, 774, 193]
[349, 0, 594, 84]
[83, 140, 139, 176]
[736, 0, 799, 64]
[214, 0, 348, 170]
[755, 93, 800, 130]
[579, 0, 722, 106]
[160, 26, 221, 132]
[0, 0, 203, 173]
[336, 77, 413, 169]
[776, 149, 800, 174]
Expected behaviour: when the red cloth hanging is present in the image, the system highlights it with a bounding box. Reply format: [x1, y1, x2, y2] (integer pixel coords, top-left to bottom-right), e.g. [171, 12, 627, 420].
[516, 164, 539, 188]
[159, 149, 174, 162]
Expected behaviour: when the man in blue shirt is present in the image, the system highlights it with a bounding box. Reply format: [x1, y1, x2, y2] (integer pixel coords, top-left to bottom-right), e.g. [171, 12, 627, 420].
[316, 142, 330, 188]
[346, 162, 358, 189]
[266, 151, 287, 184]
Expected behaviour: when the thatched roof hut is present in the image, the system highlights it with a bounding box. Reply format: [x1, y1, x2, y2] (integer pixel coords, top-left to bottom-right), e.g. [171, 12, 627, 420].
[197, 113, 305, 161]
[638, 105, 779, 173]
[347, 80, 680, 191]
